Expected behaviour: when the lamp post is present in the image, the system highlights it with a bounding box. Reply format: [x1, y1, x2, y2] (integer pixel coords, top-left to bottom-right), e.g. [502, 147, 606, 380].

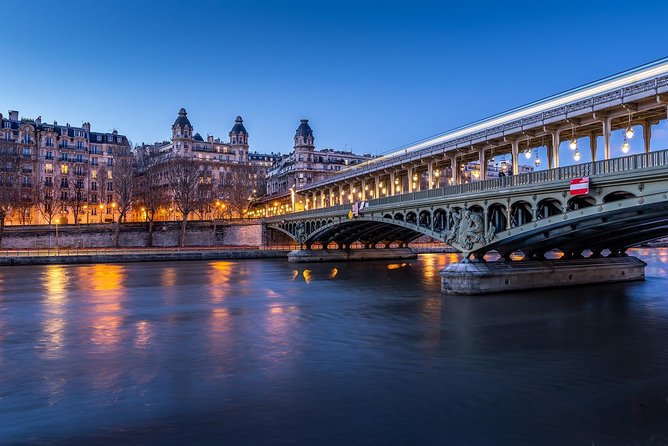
[98, 204, 104, 223]
[83, 204, 89, 224]
[111, 202, 117, 223]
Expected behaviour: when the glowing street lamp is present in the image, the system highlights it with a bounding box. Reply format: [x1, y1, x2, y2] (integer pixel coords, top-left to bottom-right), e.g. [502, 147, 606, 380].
[622, 139, 630, 154]
[625, 127, 634, 139]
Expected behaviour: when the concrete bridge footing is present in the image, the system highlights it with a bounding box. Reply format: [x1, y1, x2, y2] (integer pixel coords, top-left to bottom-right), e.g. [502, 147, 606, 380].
[287, 248, 416, 263]
[440, 257, 647, 295]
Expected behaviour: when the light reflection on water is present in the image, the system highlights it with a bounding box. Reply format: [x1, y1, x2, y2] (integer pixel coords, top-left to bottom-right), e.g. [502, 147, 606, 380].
[0, 249, 667, 445]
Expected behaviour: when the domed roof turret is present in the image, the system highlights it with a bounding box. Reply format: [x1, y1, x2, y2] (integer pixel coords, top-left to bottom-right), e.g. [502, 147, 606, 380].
[173, 108, 192, 128]
[295, 119, 313, 139]
[229, 116, 248, 136]
[193, 132, 204, 141]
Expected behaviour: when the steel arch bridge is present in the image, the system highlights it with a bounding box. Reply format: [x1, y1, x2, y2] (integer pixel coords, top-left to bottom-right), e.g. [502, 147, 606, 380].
[266, 150, 668, 261]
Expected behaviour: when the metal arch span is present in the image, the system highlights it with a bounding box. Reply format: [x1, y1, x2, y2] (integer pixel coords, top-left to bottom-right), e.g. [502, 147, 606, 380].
[267, 216, 437, 249]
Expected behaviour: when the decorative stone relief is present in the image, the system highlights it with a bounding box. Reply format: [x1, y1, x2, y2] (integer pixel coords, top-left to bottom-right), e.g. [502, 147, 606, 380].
[445, 209, 496, 251]
[296, 221, 307, 243]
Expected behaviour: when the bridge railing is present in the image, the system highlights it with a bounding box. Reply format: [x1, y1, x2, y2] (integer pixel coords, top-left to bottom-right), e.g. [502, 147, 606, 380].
[275, 149, 668, 220]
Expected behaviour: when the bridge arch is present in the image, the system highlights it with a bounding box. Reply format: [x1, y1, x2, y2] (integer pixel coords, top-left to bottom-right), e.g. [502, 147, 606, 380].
[433, 208, 447, 232]
[510, 200, 533, 227]
[537, 198, 563, 218]
[418, 210, 432, 229]
[603, 191, 636, 203]
[488, 203, 507, 233]
[567, 195, 596, 211]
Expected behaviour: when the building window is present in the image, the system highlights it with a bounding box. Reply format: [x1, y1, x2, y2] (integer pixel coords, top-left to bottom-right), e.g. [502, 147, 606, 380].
[107, 182, 113, 191]
[22, 148, 31, 157]
[60, 178, 68, 188]
[45, 151, 53, 160]
[91, 181, 98, 191]
[77, 141, 84, 150]
[61, 165, 69, 175]
[45, 163, 53, 174]
[107, 158, 113, 166]
[61, 191, 68, 200]
[45, 137, 53, 147]
[91, 157, 98, 165]
[45, 177, 53, 186]
[91, 169, 97, 179]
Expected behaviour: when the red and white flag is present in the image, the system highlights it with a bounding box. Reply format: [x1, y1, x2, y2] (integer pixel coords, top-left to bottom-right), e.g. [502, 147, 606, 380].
[570, 177, 589, 196]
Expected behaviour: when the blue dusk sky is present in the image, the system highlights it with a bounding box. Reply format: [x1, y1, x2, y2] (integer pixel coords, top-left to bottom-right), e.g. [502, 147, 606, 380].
[2, 0, 668, 160]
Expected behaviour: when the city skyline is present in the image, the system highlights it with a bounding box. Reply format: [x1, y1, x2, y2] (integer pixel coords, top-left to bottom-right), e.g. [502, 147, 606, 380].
[3, 0, 668, 156]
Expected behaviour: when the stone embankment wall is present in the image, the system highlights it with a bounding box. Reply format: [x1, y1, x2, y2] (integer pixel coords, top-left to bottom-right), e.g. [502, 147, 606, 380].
[0, 221, 265, 249]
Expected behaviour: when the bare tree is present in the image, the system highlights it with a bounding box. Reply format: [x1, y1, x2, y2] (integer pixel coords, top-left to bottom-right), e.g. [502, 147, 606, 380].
[166, 157, 206, 246]
[66, 172, 87, 225]
[218, 164, 261, 218]
[15, 180, 35, 225]
[111, 153, 135, 247]
[135, 163, 168, 247]
[95, 165, 110, 222]
[0, 146, 21, 246]
[36, 180, 62, 225]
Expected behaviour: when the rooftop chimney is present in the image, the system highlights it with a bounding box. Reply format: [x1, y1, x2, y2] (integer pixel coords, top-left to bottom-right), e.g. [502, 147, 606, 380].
[8, 110, 18, 121]
[82, 122, 91, 133]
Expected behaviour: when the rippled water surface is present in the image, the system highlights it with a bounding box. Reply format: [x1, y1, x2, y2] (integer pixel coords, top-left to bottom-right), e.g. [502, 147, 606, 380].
[1, 249, 668, 445]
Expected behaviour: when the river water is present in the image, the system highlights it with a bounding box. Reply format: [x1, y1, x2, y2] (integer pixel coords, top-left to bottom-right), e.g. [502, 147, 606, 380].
[0, 249, 667, 445]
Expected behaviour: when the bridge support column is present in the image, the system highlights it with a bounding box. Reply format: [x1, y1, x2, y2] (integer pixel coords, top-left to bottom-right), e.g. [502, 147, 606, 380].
[643, 120, 652, 154]
[427, 162, 434, 189]
[511, 140, 519, 175]
[589, 132, 598, 163]
[478, 148, 487, 180]
[450, 157, 458, 185]
[374, 176, 380, 198]
[550, 131, 560, 169]
[603, 117, 612, 160]
[407, 168, 414, 193]
[390, 172, 396, 195]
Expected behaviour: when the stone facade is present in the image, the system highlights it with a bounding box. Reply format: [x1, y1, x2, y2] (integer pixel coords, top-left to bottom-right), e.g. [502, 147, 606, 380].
[0, 110, 131, 225]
